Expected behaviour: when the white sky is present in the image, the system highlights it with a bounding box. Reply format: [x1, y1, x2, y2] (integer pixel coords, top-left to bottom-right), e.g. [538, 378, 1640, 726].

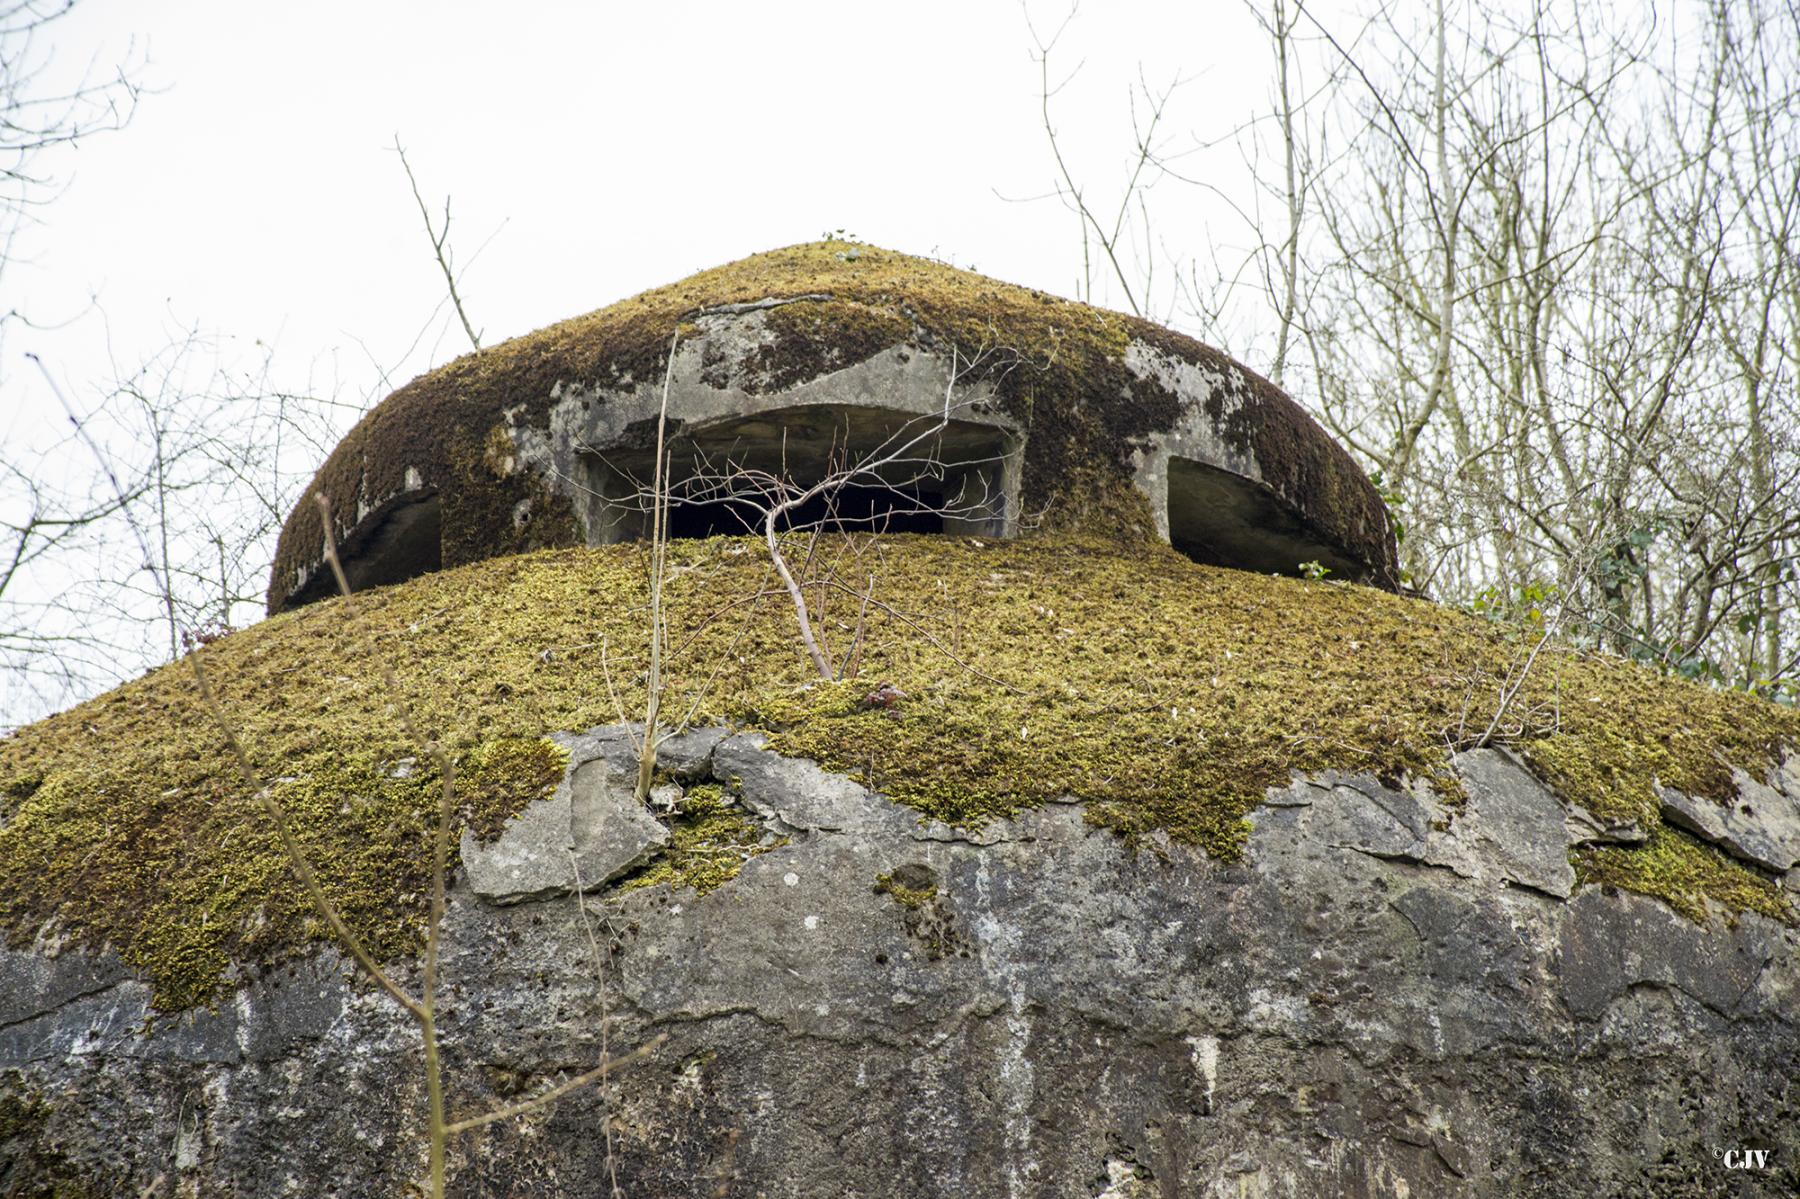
[14, 0, 1277, 386]
[4, 0, 1295, 719]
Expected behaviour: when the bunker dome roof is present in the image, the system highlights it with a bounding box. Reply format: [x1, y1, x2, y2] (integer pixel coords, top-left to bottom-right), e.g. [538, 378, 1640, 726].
[268, 242, 1398, 613]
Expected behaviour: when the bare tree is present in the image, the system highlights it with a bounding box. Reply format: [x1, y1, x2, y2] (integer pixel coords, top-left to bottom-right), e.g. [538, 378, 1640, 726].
[1011, 3, 1191, 323]
[4, 332, 358, 727]
[0, 0, 142, 306]
[0, 2, 147, 725]
[0, 449, 146, 719]
[1034, 0, 1800, 695]
[2, 117, 497, 727]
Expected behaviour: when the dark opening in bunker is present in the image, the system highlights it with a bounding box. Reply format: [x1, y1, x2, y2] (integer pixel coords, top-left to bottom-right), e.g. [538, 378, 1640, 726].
[283, 490, 442, 608]
[580, 405, 1017, 544]
[662, 483, 949, 538]
[1166, 457, 1360, 580]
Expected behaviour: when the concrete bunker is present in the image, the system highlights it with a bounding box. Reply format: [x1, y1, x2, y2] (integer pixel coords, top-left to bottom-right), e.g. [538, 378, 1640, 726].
[575, 403, 1020, 544]
[1165, 456, 1368, 580]
[267, 243, 1400, 613]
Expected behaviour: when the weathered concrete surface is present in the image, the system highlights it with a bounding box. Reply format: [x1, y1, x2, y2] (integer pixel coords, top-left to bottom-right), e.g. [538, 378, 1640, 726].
[4, 731, 1797, 1197]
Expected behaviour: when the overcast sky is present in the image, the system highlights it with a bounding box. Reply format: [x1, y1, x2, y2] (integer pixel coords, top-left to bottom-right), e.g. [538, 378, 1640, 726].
[4, 0, 1300, 720]
[13, 1, 1278, 398]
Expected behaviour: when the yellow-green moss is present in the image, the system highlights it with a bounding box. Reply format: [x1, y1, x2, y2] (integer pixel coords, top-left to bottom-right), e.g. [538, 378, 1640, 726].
[873, 868, 938, 910]
[0, 729, 562, 1010]
[616, 784, 782, 896]
[5, 536, 1797, 1010]
[1574, 825, 1793, 924]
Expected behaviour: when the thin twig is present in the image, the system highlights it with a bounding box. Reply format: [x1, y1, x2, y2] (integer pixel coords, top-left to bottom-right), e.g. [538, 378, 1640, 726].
[186, 650, 425, 1020]
[394, 136, 483, 353]
[444, 1035, 669, 1134]
[569, 856, 625, 1199]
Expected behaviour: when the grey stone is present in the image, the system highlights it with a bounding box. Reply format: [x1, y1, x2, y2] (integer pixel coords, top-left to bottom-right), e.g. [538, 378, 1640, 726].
[458, 777, 581, 904]
[645, 780, 683, 814]
[1774, 749, 1800, 801]
[561, 723, 641, 774]
[1659, 769, 1800, 873]
[461, 730, 668, 904]
[4, 729, 1797, 1198]
[568, 758, 671, 886]
[1564, 803, 1647, 847]
[654, 725, 729, 779]
[1316, 772, 1441, 858]
[1555, 886, 1782, 1021]
[1270, 752, 1575, 898]
[0, 942, 129, 1030]
[1442, 749, 1578, 898]
[713, 732, 921, 837]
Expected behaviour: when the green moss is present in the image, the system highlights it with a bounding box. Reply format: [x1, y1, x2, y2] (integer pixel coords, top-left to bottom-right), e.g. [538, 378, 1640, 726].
[872, 863, 963, 959]
[462, 738, 571, 839]
[0, 1079, 100, 1198]
[0, 723, 562, 1010]
[0, 1086, 47, 1142]
[1575, 825, 1794, 925]
[616, 784, 783, 896]
[873, 867, 938, 910]
[5, 536, 1797, 1011]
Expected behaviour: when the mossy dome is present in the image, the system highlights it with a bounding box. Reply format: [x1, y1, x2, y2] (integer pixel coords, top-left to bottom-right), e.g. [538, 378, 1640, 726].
[267, 242, 1398, 612]
[3, 248, 1799, 1197]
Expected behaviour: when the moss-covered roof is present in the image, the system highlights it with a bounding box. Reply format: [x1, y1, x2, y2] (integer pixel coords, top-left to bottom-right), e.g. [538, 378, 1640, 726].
[4, 537, 1794, 1012]
[268, 242, 1395, 612]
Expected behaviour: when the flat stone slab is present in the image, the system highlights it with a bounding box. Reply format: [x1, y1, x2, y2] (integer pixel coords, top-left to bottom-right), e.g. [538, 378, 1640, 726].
[1263, 749, 1575, 898]
[655, 726, 729, 779]
[714, 732, 922, 838]
[1563, 804, 1647, 847]
[460, 730, 668, 903]
[1448, 749, 1578, 898]
[1659, 769, 1800, 873]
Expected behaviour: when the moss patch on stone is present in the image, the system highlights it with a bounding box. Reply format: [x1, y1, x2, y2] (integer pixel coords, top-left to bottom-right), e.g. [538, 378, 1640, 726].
[1574, 825, 1792, 925]
[5, 537, 1795, 1011]
[269, 242, 1392, 612]
[615, 783, 782, 896]
[873, 865, 939, 910]
[0, 724, 562, 1011]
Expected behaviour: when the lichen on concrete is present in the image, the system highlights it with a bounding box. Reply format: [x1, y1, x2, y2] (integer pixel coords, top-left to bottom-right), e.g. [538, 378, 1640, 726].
[0, 1078, 100, 1197]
